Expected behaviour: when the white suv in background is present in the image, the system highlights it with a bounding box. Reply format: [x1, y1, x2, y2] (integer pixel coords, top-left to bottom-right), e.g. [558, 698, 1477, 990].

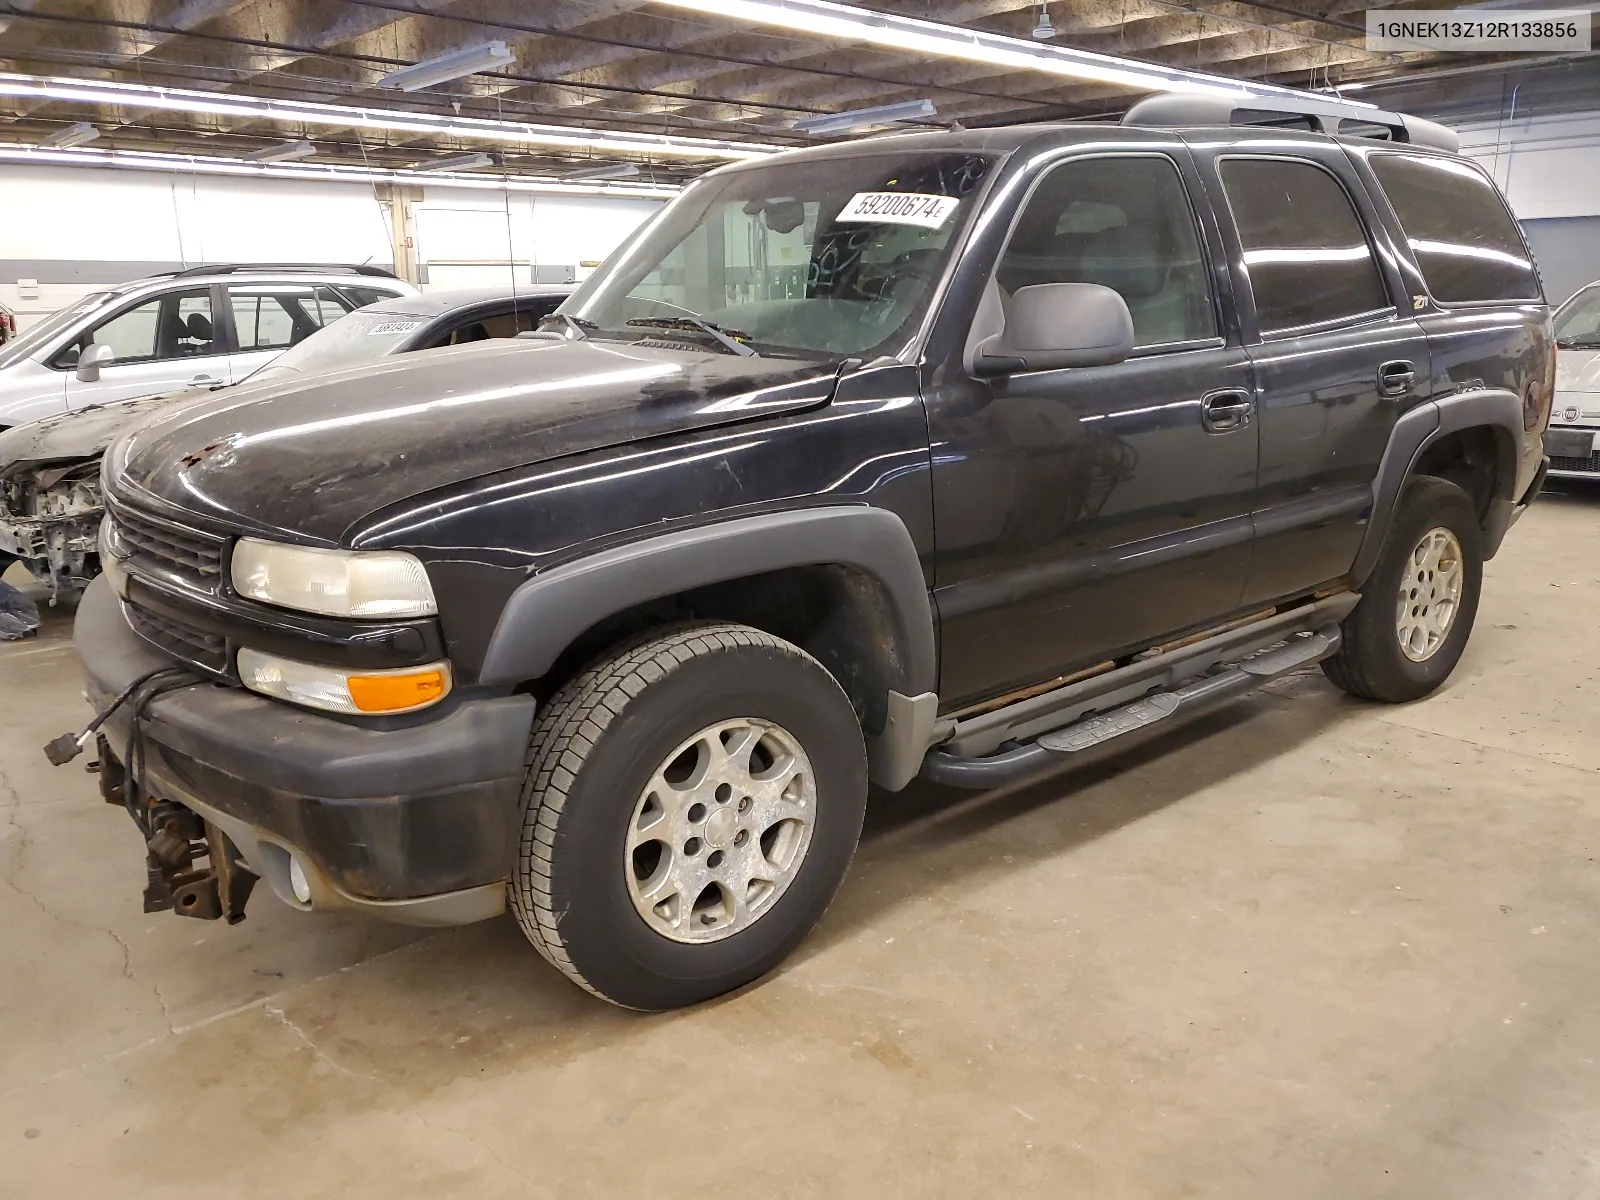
[1548, 280, 1600, 478]
[0, 265, 416, 430]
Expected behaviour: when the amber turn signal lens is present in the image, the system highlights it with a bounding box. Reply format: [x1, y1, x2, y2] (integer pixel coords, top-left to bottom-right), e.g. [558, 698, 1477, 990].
[347, 667, 450, 714]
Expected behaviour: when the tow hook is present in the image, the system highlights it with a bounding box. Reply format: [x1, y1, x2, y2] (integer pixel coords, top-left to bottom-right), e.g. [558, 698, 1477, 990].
[93, 735, 258, 923]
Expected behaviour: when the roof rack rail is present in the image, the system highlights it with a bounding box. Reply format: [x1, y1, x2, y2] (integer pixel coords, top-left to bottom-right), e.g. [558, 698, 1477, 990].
[168, 263, 401, 279]
[1121, 94, 1459, 154]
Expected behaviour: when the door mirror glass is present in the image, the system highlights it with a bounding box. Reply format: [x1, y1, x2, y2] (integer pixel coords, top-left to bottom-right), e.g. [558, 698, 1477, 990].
[973, 282, 1135, 375]
[75, 341, 115, 383]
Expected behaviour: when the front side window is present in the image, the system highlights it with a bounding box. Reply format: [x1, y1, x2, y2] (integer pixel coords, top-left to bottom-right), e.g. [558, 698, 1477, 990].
[996, 154, 1216, 348]
[53, 288, 215, 367]
[1370, 153, 1541, 305]
[566, 151, 993, 359]
[1221, 158, 1391, 334]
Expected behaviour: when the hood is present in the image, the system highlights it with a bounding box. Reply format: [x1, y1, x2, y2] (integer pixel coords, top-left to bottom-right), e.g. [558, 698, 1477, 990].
[0, 390, 208, 470]
[1556, 346, 1600, 394]
[113, 338, 841, 544]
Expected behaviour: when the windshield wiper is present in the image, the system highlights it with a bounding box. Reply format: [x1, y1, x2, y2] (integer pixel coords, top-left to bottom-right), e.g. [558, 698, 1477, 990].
[1557, 337, 1600, 350]
[626, 315, 756, 357]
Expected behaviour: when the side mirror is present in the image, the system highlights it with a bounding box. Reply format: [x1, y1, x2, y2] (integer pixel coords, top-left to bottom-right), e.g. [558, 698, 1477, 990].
[972, 282, 1135, 376]
[75, 342, 115, 383]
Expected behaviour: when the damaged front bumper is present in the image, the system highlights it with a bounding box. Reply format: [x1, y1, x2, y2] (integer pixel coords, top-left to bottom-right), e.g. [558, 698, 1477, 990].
[0, 456, 102, 599]
[75, 577, 538, 927]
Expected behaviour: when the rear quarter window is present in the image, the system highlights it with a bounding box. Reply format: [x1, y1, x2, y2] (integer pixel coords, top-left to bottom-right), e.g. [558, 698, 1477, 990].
[1369, 153, 1541, 304]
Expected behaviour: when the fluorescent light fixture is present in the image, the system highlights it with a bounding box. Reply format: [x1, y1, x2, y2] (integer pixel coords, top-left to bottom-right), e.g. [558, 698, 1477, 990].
[419, 151, 493, 171]
[650, 0, 1376, 105]
[245, 138, 315, 162]
[43, 121, 99, 148]
[0, 72, 778, 160]
[562, 162, 641, 181]
[378, 40, 515, 91]
[0, 143, 682, 199]
[794, 98, 937, 136]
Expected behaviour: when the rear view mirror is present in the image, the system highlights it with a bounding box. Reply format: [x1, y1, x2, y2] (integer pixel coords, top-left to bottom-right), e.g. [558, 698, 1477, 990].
[972, 282, 1134, 376]
[75, 342, 115, 383]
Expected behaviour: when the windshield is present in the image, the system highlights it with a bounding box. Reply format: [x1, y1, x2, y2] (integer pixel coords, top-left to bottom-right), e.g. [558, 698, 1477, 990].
[0, 291, 118, 370]
[245, 309, 425, 383]
[1555, 285, 1600, 349]
[564, 150, 993, 360]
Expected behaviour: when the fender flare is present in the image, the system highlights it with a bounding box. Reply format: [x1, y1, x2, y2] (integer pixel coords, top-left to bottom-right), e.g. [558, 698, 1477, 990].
[477, 506, 937, 700]
[1351, 389, 1524, 585]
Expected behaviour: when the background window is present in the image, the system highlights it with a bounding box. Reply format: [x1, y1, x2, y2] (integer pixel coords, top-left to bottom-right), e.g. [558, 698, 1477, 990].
[1555, 285, 1600, 349]
[54, 288, 215, 366]
[996, 155, 1215, 348]
[1221, 159, 1391, 333]
[229, 286, 353, 350]
[344, 286, 402, 308]
[1370, 154, 1541, 304]
[88, 298, 160, 362]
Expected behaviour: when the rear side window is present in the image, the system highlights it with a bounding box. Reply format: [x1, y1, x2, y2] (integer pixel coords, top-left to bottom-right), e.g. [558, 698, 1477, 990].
[1369, 154, 1541, 304]
[1220, 158, 1391, 334]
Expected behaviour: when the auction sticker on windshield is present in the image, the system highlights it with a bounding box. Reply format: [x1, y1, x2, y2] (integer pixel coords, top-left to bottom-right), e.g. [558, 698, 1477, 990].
[837, 192, 961, 229]
[367, 318, 424, 335]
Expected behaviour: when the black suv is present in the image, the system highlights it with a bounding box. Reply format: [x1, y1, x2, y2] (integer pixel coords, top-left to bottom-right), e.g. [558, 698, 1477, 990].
[69, 96, 1553, 1010]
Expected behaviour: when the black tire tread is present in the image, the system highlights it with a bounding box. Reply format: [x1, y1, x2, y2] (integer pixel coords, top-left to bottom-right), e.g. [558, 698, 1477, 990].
[508, 621, 828, 1004]
[1322, 474, 1480, 703]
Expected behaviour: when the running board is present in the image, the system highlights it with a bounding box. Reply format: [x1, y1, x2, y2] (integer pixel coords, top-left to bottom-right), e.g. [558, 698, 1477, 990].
[919, 620, 1344, 790]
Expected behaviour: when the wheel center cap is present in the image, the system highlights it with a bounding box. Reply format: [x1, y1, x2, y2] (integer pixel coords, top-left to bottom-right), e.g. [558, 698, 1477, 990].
[703, 807, 738, 849]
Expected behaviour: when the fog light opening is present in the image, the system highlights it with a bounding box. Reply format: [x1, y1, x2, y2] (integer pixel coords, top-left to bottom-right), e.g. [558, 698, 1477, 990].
[288, 856, 312, 905]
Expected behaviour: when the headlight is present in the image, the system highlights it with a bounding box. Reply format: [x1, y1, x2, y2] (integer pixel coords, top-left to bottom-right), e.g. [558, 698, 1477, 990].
[99, 515, 130, 599]
[237, 648, 451, 715]
[230, 538, 436, 618]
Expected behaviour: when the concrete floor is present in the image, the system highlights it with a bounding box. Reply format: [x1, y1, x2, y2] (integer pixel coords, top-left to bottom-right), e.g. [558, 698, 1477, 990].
[3, 487, 1600, 1200]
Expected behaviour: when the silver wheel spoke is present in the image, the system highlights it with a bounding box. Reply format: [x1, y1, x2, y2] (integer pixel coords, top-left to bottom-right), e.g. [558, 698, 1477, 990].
[1394, 525, 1466, 663]
[624, 716, 817, 944]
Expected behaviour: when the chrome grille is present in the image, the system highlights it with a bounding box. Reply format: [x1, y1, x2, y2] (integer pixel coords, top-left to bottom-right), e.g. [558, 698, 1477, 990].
[110, 502, 224, 579]
[125, 604, 228, 674]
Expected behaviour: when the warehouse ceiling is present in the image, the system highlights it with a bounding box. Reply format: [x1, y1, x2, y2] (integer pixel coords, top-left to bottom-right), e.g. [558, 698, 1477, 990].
[0, 0, 1596, 182]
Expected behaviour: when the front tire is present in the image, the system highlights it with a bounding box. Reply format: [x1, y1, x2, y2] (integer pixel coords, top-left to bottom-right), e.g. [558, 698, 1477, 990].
[510, 623, 868, 1010]
[1322, 475, 1483, 703]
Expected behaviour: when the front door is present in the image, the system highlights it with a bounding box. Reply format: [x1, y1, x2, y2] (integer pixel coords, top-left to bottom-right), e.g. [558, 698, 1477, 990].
[1200, 148, 1430, 606]
[59, 286, 230, 407]
[926, 149, 1259, 707]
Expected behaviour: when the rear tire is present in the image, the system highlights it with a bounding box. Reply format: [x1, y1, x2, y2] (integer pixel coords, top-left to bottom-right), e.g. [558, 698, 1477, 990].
[509, 622, 868, 1010]
[1322, 475, 1483, 703]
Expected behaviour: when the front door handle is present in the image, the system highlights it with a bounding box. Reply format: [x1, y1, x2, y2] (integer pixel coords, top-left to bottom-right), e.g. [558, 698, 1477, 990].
[1378, 360, 1416, 396]
[1201, 388, 1254, 434]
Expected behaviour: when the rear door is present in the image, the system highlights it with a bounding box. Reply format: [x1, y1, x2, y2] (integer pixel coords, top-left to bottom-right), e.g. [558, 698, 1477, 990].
[1196, 140, 1431, 606]
[59, 285, 230, 408]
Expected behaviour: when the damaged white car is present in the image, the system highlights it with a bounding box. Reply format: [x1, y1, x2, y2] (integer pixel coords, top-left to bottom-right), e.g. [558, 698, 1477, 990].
[0, 285, 571, 601]
[0, 393, 188, 600]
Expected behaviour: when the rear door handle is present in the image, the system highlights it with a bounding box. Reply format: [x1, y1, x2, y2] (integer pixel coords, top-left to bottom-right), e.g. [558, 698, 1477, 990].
[1378, 360, 1416, 396]
[1201, 388, 1254, 434]
[187, 374, 225, 390]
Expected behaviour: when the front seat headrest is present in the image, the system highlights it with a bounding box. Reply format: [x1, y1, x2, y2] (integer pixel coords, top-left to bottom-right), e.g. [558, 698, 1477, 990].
[1078, 225, 1168, 302]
